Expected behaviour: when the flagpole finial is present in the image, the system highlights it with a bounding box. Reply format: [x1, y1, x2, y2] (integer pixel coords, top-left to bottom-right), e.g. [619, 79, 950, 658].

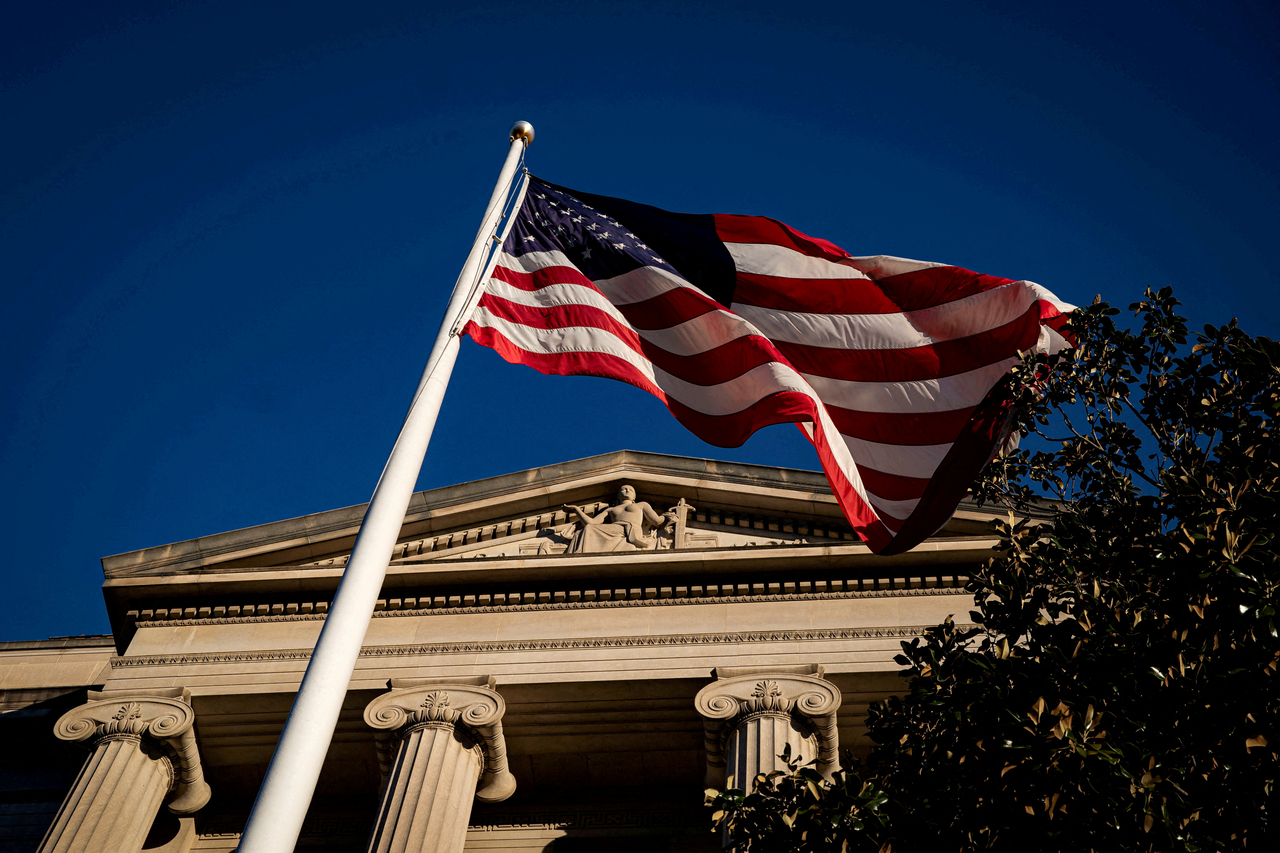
[509, 121, 535, 146]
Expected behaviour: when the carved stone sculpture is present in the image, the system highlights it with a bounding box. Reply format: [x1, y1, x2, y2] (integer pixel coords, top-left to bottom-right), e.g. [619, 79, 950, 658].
[695, 665, 841, 790]
[39, 687, 210, 853]
[562, 484, 680, 553]
[363, 676, 516, 853]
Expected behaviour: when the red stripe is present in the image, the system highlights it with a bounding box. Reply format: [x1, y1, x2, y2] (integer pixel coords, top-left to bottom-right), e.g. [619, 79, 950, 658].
[490, 262, 595, 292]
[732, 266, 1017, 315]
[614, 286, 721, 330]
[854, 464, 930, 503]
[492, 260, 724, 331]
[478, 293, 641, 353]
[1045, 310, 1075, 344]
[874, 379, 1017, 556]
[826, 405, 976, 447]
[801, 420, 896, 550]
[476, 295, 795, 387]
[713, 214, 852, 262]
[773, 306, 1044, 382]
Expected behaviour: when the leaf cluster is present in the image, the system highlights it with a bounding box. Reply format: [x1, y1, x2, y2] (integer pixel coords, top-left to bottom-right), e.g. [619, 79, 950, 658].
[710, 289, 1279, 851]
[706, 744, 891, 853]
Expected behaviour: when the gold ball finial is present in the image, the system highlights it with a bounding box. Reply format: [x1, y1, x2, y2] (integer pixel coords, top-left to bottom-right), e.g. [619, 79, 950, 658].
[509, 121, 535, 146]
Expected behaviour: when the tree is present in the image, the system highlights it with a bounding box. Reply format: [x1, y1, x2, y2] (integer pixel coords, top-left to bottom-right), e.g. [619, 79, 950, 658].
[708, 290, 1278, 851]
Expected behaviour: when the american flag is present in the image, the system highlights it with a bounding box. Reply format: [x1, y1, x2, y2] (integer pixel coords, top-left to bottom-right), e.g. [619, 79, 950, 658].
[462, 177, 1074, 554]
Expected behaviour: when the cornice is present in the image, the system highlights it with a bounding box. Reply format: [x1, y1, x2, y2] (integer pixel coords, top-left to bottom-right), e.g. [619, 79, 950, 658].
[101, 451, 842, 577]
[110, 624, 955, 668]
[130, 584, 971, 629]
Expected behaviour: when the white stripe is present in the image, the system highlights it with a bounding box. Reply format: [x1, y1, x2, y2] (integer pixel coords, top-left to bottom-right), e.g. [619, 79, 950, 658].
[484, 280, 766, 358]
[802, 358, 1019, 414]
[866, 493, 921, 520]
[804, 414, 927, 520]
[471, 308, 818, 418]
[499, 248, 576, 274]
[485, 278, 632, 329]
[1040, 323, 1071, 355]
[732, 281, 1051, 351]
[1023, 280, 1076, 316]
[843, 434, 953, 481]
[799, 413, 882, 523]
[726, 242, 869, 280]
[637, 309, 763, 358]
[842, 255, 946, 278]
[493, 253, 695, 306]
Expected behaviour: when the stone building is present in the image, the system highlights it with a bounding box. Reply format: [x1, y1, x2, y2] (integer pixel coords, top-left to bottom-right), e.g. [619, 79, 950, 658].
[0, 451, 1023, 852]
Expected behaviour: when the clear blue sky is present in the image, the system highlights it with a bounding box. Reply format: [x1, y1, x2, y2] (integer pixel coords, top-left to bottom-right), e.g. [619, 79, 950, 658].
[2, 0, 1276, 641]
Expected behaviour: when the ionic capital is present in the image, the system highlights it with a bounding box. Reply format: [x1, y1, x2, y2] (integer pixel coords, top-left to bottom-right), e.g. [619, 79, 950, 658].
[364, 677, 516, 803]
[52, 687, 211, 814]
[695, 665, 842, 781]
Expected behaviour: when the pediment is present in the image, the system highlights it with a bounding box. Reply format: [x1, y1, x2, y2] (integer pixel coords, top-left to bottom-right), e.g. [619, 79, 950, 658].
[102, 450, 1037, 580]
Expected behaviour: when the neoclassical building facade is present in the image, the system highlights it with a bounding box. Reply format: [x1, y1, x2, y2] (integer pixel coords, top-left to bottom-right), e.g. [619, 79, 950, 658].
[0, 451, 1028, 852]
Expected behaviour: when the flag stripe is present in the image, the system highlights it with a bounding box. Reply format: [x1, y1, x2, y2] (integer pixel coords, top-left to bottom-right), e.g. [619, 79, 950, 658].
[712, 214, 866, 263]
[731, 282, 1062, 352]
[824, 405, 978, 447]
[725, 241, 870, 280]
[732, 266, 1018, 315]
[773, 306, 1045, 382]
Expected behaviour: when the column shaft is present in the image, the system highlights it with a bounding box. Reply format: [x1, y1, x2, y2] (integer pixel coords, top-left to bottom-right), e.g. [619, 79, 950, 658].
[38, 735, 172, 853]
[366, 723, 484, 853]
[725, 714, 816, 790]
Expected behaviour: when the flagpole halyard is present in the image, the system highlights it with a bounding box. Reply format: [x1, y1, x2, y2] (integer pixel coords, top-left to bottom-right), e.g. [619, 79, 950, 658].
[235, 123, 533, 853]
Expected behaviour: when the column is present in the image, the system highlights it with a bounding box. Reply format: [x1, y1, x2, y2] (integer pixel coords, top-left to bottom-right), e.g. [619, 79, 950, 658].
[363, 676, 516, 853]
[38, 687, 210, 853]
[695, 665, 841, 790]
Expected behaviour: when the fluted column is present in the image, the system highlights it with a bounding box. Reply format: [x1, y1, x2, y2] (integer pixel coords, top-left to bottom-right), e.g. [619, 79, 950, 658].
[695, 665, 842, 790]
[363, 677, 516, 853]
[38, 687, 210, 853]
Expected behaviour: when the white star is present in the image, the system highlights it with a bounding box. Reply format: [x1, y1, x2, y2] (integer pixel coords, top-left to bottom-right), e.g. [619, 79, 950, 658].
[582, 246, 593, 259]
[636, 242, 649, 250]
[650, 254, 663, 262]
[625, 232, 637, 239]
[572, 216, 584, 223]
[587, 224, 599, 231]
[612, 242, 626, 250]
[523, 235, 537, 242]
[599, 231, 610, 239]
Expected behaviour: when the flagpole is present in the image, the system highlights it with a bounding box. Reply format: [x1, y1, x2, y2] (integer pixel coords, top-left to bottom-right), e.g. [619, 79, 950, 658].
[236, 121, 534, 853]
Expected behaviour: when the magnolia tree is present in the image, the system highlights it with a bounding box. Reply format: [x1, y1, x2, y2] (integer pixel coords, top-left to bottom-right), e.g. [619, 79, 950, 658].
[708, 290, 1278, 851]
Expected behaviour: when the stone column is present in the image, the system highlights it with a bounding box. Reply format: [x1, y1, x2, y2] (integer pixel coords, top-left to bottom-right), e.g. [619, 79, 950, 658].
[695, 665, 841, 790]
[38, 687, 210, 853]
[363, 676, 516, 853]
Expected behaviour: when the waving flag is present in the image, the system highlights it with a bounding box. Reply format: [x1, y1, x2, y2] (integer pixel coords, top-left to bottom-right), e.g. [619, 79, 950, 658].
[462, 177, 1073, 554]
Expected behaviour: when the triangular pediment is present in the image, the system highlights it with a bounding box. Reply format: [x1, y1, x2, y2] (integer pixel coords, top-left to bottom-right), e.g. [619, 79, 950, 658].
[102, 451, 1039, 581]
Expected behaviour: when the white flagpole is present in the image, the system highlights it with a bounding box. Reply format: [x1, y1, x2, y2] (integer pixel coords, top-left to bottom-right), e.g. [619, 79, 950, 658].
[236, 121, 534, 853]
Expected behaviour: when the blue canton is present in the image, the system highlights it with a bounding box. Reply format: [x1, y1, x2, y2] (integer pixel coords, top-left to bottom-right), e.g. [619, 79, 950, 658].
[505, 181, 678, 281]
